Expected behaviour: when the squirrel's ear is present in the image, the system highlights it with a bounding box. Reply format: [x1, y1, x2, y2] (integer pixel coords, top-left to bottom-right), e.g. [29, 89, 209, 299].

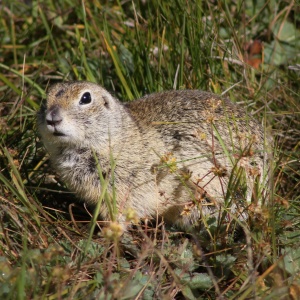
[103, 96, 110, 108]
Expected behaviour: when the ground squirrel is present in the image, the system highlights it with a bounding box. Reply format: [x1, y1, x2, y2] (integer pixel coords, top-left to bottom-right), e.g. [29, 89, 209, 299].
[38, 81, 270, 230]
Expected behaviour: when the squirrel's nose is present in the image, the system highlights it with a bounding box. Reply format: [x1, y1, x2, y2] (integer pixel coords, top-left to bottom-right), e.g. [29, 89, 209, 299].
[46, 105, 62, 126]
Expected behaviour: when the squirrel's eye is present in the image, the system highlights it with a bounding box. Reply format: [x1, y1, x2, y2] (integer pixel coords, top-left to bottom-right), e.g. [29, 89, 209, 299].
[79, 92, 92, 105]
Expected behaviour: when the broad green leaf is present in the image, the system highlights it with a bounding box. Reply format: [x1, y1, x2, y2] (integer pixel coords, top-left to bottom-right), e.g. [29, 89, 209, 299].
[176, 269, 213, 290]
[280, 247, 300, 275]
[272, 20, 299, 43]
[264, 40, 298, 66]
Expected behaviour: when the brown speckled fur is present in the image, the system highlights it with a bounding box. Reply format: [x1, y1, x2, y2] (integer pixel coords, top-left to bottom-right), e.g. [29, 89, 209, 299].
[38, 81, 271, 230]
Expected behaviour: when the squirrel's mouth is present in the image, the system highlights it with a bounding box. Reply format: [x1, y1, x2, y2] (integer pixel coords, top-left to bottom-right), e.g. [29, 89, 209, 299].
[53, 131, 66, 137]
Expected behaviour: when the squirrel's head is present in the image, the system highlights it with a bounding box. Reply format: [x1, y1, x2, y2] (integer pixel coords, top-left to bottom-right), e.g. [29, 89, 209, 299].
[38, 81, 123, 151]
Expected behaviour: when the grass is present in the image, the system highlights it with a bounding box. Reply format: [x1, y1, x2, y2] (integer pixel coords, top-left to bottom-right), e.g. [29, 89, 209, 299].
[0, 0, 300, 298]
